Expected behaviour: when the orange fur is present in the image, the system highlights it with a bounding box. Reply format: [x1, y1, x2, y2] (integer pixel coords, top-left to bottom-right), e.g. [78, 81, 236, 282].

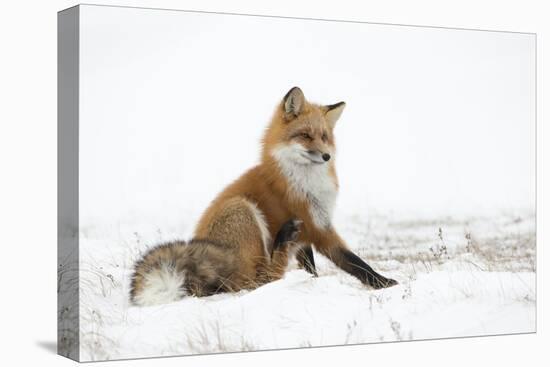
[195, 87, 344, 283]
[131, 87, 395, 306]
[195, 86, 396, 290]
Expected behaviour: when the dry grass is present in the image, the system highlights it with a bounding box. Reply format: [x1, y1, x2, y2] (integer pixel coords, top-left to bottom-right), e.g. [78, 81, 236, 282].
[63, 211, 535, 360]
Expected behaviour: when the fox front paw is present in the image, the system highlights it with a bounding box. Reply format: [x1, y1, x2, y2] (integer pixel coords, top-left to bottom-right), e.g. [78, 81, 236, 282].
[371, 277, 398, 289]
[271, 219, 303, 256]
[279, 218, 302, 243]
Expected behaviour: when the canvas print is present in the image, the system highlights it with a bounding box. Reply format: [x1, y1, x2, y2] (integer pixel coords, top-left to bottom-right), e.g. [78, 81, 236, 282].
[58, 4, 536, 362]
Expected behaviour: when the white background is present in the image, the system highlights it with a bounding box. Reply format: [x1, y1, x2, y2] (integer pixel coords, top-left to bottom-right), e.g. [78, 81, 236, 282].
[79, 4, 534, 228]
[0, 0, 547, 366]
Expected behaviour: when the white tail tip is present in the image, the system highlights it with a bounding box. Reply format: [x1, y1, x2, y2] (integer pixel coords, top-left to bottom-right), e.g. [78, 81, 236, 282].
[133, 265, 187, 306]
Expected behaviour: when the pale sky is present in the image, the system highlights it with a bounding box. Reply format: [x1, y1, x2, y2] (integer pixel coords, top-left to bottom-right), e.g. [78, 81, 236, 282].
[79, 5, 535, 227]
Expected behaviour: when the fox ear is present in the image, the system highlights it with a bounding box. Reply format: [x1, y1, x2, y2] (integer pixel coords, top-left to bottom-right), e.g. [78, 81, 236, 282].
[325, 102, 346, 127]
[283, 87, 305, 118]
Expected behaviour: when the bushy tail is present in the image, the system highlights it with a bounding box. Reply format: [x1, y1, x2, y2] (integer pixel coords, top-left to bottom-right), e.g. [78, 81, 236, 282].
[130, 239, 238, 306]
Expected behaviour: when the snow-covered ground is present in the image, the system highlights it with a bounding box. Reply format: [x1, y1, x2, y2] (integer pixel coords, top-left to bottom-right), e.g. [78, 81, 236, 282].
[62, 8, 535, 361]
[65, 210, 535, 361]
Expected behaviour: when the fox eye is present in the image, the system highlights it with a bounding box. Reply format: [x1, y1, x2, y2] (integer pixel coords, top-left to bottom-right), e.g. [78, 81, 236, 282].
[322, 133, 328, 142]
[300, 132, 312, 140]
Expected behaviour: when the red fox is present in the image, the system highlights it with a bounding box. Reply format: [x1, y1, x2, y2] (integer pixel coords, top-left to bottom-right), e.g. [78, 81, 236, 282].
[130, 87, 397, 306]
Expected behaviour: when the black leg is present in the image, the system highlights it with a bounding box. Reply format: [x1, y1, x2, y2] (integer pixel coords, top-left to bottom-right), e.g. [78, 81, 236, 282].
[333, 248, 397, 289]
[271, 219, 302, 256]
[297, 245, 318, 277]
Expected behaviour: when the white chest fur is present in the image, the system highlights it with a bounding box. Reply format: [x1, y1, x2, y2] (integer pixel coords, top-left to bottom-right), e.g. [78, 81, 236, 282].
[271, 144, 337, 229]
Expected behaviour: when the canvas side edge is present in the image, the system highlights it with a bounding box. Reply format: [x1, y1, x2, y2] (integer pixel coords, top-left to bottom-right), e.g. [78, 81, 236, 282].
[57, 5, 80, 362]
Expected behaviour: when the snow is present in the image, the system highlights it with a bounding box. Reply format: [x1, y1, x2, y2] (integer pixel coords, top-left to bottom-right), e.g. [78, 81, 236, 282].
[74, 211, 535, 361]
[63, 5, 536, 362]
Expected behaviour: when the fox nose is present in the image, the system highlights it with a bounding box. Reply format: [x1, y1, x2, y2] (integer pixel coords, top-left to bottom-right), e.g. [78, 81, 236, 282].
[322, 153, 331, 162]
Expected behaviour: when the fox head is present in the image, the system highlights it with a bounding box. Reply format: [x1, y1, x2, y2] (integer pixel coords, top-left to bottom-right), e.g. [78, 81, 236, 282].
[263, 87, 346, 166]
